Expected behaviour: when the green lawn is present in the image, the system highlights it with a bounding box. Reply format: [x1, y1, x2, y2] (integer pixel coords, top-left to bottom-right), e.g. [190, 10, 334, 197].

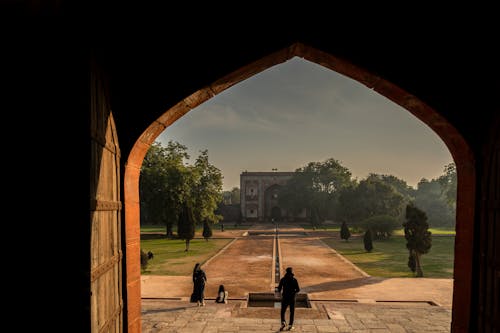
[140, 223, 248, 234]
[140, 238, 233, 275]
[393, 228, 456, 236]
[322, 235, 455, 278]
[140, 225, 166, 233]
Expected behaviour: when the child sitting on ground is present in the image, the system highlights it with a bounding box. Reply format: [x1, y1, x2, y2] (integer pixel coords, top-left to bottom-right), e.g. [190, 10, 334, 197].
[215, 284, 228, 304]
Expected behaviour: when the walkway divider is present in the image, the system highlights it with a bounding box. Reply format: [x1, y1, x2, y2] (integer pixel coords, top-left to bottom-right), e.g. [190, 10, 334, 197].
[271, 228, 277, 291]
[274, 225, 283, 291]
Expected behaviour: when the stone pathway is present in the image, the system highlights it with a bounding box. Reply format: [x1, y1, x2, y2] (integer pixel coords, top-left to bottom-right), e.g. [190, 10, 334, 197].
[142, 299, 451, 332]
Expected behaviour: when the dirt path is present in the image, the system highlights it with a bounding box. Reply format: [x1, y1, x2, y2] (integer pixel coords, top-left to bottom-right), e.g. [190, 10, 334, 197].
[142, 224, 275, 299]
[279, 233, 367, 292]
[203, 234, 274, 297]
[141, 224, 453, 308]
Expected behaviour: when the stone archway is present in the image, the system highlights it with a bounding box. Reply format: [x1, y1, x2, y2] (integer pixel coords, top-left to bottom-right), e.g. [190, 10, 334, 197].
[123, 42, 474, 332]
[264, 183, 283, 222]
[271, 206, 282, 222]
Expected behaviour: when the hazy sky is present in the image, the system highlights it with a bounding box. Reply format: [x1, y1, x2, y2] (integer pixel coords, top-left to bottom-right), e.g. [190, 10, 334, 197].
[158, 57, 452, 191]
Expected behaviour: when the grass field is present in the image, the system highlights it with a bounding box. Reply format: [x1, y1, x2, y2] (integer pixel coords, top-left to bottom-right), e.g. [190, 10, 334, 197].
[322, 235, 455, 278]
[140, 225, 166, 233]
[140, 237, 233, 275]
[140, 223, 247, 234]
[393, 228, 456, 236]
[140, 224, 455, 278]
[302, 225, 455, 236]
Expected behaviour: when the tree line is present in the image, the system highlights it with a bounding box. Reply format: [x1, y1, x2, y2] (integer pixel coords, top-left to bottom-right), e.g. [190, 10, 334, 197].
[278, 158, 456, 235]
[140, 141, 455, 255]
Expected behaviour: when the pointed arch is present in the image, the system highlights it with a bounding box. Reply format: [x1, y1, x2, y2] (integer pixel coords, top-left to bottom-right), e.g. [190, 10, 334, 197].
[123, 43, 474, 332]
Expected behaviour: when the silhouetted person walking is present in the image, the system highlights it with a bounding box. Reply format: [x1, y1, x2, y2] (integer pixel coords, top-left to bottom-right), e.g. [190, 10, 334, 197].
[277, 267, 300, 331]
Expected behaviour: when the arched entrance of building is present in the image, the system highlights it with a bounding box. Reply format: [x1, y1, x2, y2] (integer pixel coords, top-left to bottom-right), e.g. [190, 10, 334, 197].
[123, 43, 474, 332]
[271, 206, 282, 222]
[264, 183, 284, 222]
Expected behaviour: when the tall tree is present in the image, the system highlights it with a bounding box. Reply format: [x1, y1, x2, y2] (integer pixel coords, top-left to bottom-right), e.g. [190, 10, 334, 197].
[338, 177, 405, 228]
[140, 141, 190, 236]
[414, 178, 455, 228]
[367, 173, 416, 202]
[141, 142, 224, 238]
[437, 163, 457, 210]
[222, 187, 240, 205]
[230, 187, 240, 204]
[279, 158, 355, 220]
[403, 203, 432, 277]
[340, 221, 351, 241]
[310, 206, 321, 230]
[177, 202, 195, 251]
[191, 149, 223, 226]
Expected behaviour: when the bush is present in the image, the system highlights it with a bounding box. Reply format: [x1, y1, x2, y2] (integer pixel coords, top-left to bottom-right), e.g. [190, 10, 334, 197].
[363, 229, 373, 252]
[361, 215, 400, 239]
[340, 221, 351, 241]
[140, 249, 149, 270]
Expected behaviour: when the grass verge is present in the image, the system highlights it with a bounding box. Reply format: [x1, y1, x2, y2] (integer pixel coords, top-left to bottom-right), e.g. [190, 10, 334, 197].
[322, 235, 455, 278]
[140, 237, 233, 275]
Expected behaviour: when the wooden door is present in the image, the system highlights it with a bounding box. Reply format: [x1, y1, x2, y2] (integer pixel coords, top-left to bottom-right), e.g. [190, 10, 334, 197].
[90, 63, 123, 333]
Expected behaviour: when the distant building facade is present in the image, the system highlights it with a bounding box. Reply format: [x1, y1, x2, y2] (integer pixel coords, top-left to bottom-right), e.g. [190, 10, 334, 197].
[240, 171, 307, 222]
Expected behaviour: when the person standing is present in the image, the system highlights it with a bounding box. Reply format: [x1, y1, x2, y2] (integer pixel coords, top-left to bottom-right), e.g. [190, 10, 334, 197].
[277, 267, 300, 331]
[191, 263, 207, 306]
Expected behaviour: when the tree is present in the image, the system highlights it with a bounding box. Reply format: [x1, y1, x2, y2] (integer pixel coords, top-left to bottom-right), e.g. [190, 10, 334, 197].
[360, 215, 400, 239]
[363, 229, 373, 252]
[414, 178, 455, 228]
[340, 221, 351, 241]
[222, 187, 240, 205]
[140, 142, 224, 238]
[140, 141, 191, 236]
[279, 158, 355, 221]
[407, 253, 416, 273]
[337, 184, 359, 225]
[368, 173, 416, 202]
[177, 202, 195, 251]
[202, 220, 212, 241]
[438, 163, 457, 210]
[190, 149, 224, 226]
[403, 203, 432, 277]
[338, 176, 405, 229]
[230, 187, 240, 204]
[310, 207, 321, 230]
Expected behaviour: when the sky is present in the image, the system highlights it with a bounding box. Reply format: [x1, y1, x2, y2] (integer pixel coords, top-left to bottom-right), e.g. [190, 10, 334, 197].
[158, 57, 452, 191]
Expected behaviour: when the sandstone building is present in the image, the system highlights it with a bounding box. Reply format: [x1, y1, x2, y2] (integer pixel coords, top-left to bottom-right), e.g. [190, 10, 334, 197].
[240, 171, 306, 222]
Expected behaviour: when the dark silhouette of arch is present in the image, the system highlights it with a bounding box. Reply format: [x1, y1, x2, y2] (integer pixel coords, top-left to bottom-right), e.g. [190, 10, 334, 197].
[124, 43, 475, 332]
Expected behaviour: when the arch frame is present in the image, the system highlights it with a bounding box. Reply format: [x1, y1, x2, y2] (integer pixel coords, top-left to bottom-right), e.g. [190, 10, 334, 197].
[123, 43, 475, 332]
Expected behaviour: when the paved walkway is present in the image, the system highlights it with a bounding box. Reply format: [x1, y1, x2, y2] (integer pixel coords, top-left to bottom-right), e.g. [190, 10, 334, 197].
[141, 224, 453, 332]
[142, 299, 451, 332]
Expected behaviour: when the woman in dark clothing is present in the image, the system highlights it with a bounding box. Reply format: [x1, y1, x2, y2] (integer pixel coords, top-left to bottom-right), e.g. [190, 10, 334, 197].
[192, 263, 201, 282]
[277, 267, 300, 331]
[192, 263, 207, 306]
